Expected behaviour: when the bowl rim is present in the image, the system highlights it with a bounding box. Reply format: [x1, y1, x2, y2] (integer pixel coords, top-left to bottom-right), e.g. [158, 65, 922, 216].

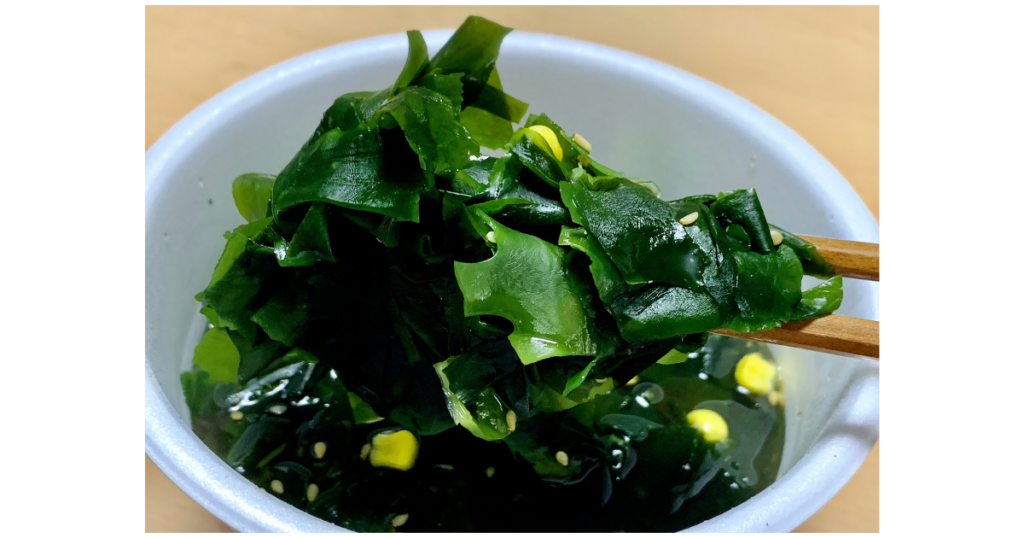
[146, 29, 879, 533]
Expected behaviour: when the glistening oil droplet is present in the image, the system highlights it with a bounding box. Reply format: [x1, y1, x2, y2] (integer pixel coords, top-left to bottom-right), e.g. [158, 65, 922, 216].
[631, 383, 664, 406]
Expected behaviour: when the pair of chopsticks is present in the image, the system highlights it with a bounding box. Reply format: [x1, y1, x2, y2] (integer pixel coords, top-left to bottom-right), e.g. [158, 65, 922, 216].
[710, 236, 880, 359]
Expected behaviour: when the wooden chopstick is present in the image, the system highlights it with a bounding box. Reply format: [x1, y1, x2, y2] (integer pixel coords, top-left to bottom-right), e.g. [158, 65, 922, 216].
[797, 235, 879, 281]
[709, 236, 880, 359]
[711, 315, 878, 359]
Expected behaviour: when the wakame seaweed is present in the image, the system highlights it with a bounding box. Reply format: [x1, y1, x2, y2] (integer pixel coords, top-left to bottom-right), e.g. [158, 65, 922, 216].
[182, 16, 839, 532]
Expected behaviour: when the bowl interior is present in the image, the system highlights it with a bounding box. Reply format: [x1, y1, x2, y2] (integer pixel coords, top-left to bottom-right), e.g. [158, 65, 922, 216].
[146, 30, 878, 532]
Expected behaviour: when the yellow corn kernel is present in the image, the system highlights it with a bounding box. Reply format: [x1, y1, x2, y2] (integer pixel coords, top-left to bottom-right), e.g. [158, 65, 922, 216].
[735, 352, 777, 395]
[686, 409, 729, 443]
[527, 125, 563, 161]
[369, 429, 419, 471]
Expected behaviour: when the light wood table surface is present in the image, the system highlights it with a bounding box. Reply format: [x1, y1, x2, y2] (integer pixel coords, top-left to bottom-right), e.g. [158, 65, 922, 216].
[146, 6, 879, 533]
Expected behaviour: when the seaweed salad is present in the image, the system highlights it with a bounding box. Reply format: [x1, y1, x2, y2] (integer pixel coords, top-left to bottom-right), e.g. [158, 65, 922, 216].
[182, 16, 843, 532]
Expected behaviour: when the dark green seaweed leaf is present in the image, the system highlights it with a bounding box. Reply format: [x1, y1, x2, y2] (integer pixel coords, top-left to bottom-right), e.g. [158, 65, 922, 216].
[414, 72, 465, 110]
[272, 124, 429, 227]
[557, 225, 625, 303]
[199, 220, 280, 344]
[725, 246, 803, 333]
[232, 173, 276, 223]
[250, 275, 313, 346]
[387, 359, 456, 436]
[508, 127, 571, 188]
[321, 93, 374, 133]
[561, 177, 714, 290]
[791, 275, 844, 322]
[609, 285, 722, 342]
[393, 30, 429, 92]
[428, 16, 512, 102]
[467, 79, 528, 123]
[769, 224, 836, 278]
[278, 203, 336, 267]
[191, 327, 240, 383]
[436, 354, 517, 441]
[229, 330, 289, 384]
[386, 264, 471, 360]
[460, 69, 524, 148]
[453, 209, 598, 365]
[376, 86, 478, 174]
[710, 189, 774, 255]
[464, 154, 570, 239]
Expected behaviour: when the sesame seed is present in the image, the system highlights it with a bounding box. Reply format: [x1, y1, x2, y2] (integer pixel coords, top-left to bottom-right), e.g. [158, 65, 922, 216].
[506, 410, 517, 432]
[485, 466, 495, 478]
[392, 514, 409, 528]
[360, 443, 372, 460]
[313, 442, 327, 460]
[268, 404, 287, 415]
[626, 376, 640, 386]
[771, 230, 784, 246]
[270, 480, 284, 494]
[230, 411, 244, 421]
[260, 487, 265, 492]
[678, 212, 699, 226]
[555, 451, 569, 466]
[306, 483, 319, 502]
[768, 391, 784, 406]
[594, 378, 607, 383]
[485, 231, 496, 243]
[572, 133, 593, 153]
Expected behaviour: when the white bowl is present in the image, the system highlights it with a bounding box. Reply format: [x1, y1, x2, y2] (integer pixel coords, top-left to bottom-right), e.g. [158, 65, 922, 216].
[146, 29, 879, 533]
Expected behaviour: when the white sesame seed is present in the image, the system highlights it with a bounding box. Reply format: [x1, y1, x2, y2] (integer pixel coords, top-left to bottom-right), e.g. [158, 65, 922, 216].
[270, 480, 284, 494]
[771, 230, 784, 246]
[485, 231, 496, 243]
[506, 410, 517, 432]
[313, 442, 327, 460]
[594, 378, 607, 383]
[768, 391, 784, 406]
[572, 133, 593, 153]
[626, 376, 640, 386]
[485, 466, 495, 478]
[230, 411, 244, 421]
[268, 404, 287, 415]
[306, 483, 319, 502]
[392, 514, 409, 527]
[360, 443, 372, 460]
[678, 212, 699, 226]
[555, 451, 569, 466]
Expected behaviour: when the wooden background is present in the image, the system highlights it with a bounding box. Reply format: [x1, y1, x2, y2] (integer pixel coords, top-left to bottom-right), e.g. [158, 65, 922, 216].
[146, 6, 879, 533]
